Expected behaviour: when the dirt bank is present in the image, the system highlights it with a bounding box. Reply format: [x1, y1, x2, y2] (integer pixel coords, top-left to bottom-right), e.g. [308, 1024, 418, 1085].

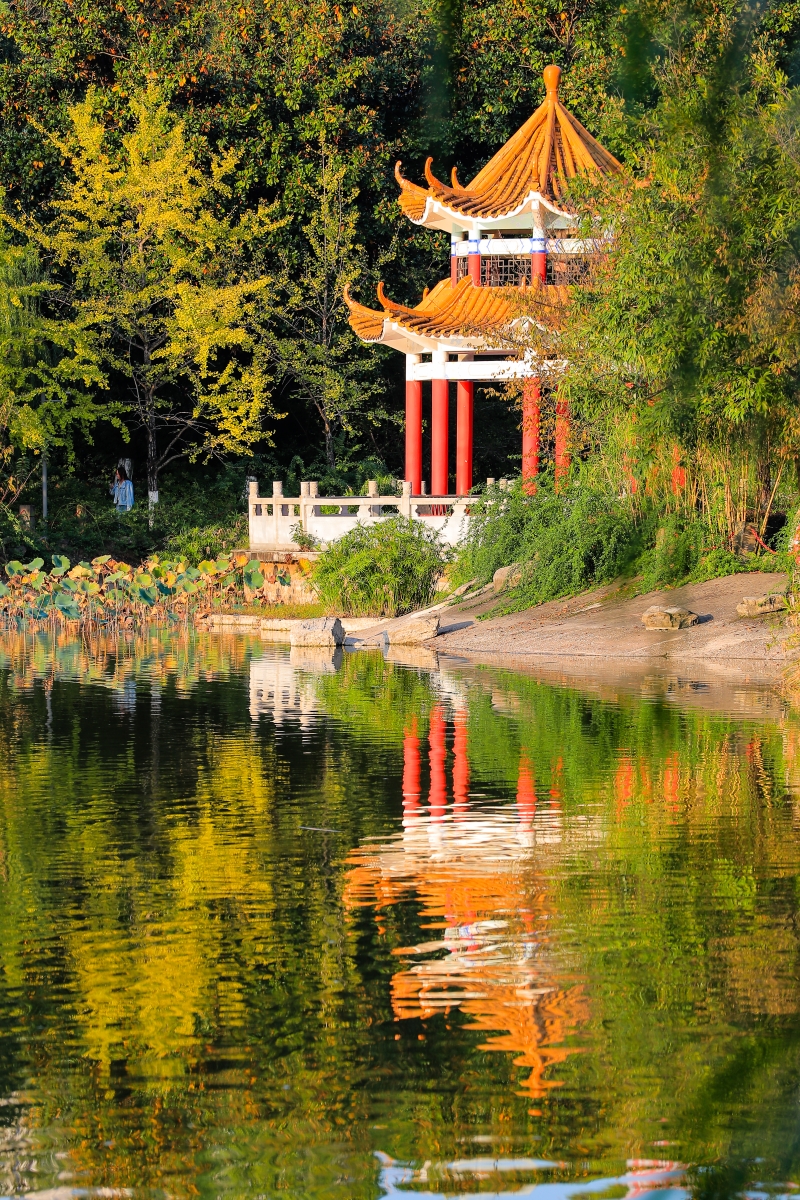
[430, 571, 794, 683]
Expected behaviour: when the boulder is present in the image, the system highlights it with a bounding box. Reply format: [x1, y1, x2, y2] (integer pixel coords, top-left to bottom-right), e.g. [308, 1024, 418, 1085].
[493, 563, 523, 593]
[736, 593, 787, 618]
[387, 614, 440, 644]
[641, 605, 699, 630]
[290, 616, 345, 647]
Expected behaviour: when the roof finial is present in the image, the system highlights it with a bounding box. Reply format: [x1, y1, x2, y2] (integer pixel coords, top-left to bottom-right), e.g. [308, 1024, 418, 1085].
[543, 63, 561, 100]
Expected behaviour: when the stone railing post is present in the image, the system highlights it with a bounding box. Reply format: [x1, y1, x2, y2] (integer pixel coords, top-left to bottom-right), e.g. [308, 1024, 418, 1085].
[300, 481, 310, 538]
[272, 481, 283, 545]
[400, 480, 412, 520]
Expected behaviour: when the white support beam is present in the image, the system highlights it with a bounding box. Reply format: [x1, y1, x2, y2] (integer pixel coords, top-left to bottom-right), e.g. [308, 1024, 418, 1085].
[408, 358, 539, 382]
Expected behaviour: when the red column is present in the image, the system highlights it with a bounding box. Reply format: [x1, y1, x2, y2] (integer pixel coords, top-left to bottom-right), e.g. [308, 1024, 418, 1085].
[431, 378, 449, 496]
[555, 392, 570, 491]
[522, 378, 540, 495]
[531, 236, 546, 286]
[405, 378, 422, 494]
[468, 235, 481, 286]
[456, 381, 473, 495]
[428, 706, 447, 821]
[453, 711, 469, 816]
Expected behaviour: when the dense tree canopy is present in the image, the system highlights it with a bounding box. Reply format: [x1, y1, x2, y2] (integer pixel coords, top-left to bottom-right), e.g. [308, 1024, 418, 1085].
[0, 0, 799, 515]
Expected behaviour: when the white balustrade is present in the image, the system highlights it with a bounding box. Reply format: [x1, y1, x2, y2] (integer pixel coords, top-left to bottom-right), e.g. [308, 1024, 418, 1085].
[248, 479, 473, 552]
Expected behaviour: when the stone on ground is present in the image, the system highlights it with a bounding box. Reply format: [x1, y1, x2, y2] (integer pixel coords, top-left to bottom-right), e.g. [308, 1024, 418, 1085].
[736, 594, 787, 617]
[387, 614, 440, 644]
[290, 616, 345, 647]
[493, 563, 523, 593]
[641, 605, 699, 630]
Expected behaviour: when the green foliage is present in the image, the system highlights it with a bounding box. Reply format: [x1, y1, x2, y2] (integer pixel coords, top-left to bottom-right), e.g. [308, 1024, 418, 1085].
[455, 477, 640, 607]
[454, 479, 786, 608]
[16, 87, 278, 498]
[312, 516, 447, 616]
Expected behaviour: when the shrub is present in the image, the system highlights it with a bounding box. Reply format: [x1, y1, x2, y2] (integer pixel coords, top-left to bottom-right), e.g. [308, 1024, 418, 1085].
[454, 477, 640, 608]
[312, 517, 448, 616]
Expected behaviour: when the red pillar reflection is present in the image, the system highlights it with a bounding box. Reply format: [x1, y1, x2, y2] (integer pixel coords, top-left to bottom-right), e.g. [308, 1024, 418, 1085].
[402, 716, 421, 823]
[429, 706, 448, 820]
[517, 753, 536, 830]
[453, 711, 470, 817]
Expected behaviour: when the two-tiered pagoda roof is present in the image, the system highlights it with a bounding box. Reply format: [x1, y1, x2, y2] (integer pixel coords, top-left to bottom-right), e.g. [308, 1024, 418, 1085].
[345, 64, 620, 352]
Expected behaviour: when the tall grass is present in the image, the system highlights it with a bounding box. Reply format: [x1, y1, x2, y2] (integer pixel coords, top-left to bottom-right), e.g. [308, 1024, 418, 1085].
[312, 517, 448, 616]
[453, 476, 783, 612]
[454, 477, 640, 605]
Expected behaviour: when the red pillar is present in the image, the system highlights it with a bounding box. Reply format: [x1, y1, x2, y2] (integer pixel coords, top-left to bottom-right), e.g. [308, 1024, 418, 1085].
[522, 378, 540, 495]
[531, 237, 546, 286]
[453, 711, 469, 816]
[468, 235, 481, 286]
[456, 381, 473, 495]
[405, 378, 422, 494]
[431, 378, 449, 496]
[555, 392, 570, 491]
[428, 706, 447, 821]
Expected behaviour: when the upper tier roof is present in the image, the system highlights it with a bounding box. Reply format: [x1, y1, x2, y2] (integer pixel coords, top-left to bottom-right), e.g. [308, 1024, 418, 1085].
[395, 64, 621, 228]
[344, 275, 568, 353]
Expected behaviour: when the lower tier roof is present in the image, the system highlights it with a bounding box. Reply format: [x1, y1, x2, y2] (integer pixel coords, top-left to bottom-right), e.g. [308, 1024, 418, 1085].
[344, 276, 569, 354]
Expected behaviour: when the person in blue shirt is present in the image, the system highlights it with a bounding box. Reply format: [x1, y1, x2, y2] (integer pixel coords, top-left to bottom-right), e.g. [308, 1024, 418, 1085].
[111, 466, 134, 512]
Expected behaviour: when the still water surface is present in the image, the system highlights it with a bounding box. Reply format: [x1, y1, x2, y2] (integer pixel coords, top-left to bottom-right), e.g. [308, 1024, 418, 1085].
[0, 630, 799, 1198]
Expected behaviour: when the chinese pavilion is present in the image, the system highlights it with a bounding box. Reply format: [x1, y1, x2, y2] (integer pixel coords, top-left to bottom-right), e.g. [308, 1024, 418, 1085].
[345, 64, 621, 495]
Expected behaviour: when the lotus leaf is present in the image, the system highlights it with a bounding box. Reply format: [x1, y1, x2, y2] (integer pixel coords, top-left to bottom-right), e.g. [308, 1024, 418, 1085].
[134, 573, 152, 587]
[0, 583, 9, 598]
[186, 567, 201, 580]
[24, 558, 44, 573]
[55, 593, 80, 619]
[68, 565, 93, 580]
[78, 580, 101, 596]
[137, 586, 158, 605]
[244, 561, 265, 588]
[59, 578, 79, 594]
[50, 555, 70, 576]
[5, 561, 24, 577]
[91, 555, 111, 567]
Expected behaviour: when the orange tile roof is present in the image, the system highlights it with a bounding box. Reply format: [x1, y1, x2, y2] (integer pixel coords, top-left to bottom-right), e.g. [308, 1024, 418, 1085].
[344, 275, 569, 344]
[396, 64, 621, 221]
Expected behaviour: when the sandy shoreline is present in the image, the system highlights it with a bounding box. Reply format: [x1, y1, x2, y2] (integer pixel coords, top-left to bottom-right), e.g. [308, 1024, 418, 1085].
[432, 571, 793, 677]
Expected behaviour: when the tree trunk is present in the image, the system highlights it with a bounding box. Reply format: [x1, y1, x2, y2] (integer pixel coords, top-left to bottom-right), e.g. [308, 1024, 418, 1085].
[146, 401, 158, 526]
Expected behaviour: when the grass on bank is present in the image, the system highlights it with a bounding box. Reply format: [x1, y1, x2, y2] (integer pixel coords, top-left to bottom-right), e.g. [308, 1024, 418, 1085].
[451, 475, 794, 616]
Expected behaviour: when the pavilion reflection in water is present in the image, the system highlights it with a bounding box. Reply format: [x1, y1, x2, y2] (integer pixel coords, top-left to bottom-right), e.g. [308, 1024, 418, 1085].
[344, 704, 589, 1100]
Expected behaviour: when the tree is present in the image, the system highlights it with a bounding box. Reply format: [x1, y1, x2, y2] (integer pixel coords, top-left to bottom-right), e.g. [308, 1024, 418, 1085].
[0, 229, 105, 504]
[19, 86, 277, 507]
[270, 144, 393, 471]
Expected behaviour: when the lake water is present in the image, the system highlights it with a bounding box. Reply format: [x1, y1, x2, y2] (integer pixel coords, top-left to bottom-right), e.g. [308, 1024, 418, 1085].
[0, 629, 798, 1199]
